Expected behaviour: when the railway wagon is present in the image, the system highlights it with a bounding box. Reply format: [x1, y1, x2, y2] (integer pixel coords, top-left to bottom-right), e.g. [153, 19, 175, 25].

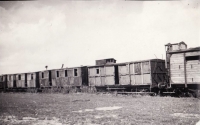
[51, 66, 88, 88]
[88, 58, 166, 92]
[88, 58, 118, 87]
[165, 42, 200, 95]
[0, 75, 7, 91]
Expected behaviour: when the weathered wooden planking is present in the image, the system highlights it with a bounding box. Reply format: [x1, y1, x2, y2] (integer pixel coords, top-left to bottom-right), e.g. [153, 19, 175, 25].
[142, 62, 150, 73]
[105, 76, 115, 85]
[101, 76, 105, 86]
[89, 67, 103, 77]
[186, 70, 200, 73]
[186, 65, 200, 68]
[171, 78, 185, 83]
[39, 71, 49, 79]
[77, 68, 82, 77]
[187, 72, 200, 75]
[67, 69, 73, 77]
[186, 60, 200, 64]
[171, 63, 184, 66]
[72, 77, 82, 86]
[89, 76, 105, 86]
[119, 75, 130, 85]
[170, 54, 184, 64]
[61, 70, 65, 77]
[118, 65, 128, 75]
[51, 79, 56, 86]
[134, 63, 141, 74]
[185, 51, 200, 56]
[170, 67, 184, 70]
[7, 81, 13, 88]
[130, 75, 135, 85]
[96, 77, 103, 86]
[170, 53, 184, 57]
[171, 74, 185, 77]
[130, 63, 134, 74]
[40, 79, 50, 87]
[27, 80, 36, 88]
[135, 75, 142, 85]
[16, 80, 26, 88]
[170, 70, 184, 72]
[50, 70, 56, 79]
[143, 74, 151, 85]
[187, 78, 200, 83]
[89, 77, 95, 86]
[171, 76, 185, 78]
[105, 66, 114, 75]
[88, 68, 96, 76]
[100, 67, 105, 76]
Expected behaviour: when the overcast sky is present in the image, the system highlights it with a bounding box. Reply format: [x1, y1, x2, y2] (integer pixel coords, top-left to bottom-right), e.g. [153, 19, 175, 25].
[0, 0, 199, 74]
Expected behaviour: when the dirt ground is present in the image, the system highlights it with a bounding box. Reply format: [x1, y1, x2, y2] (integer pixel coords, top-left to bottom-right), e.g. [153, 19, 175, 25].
[0, 93, 199, 125]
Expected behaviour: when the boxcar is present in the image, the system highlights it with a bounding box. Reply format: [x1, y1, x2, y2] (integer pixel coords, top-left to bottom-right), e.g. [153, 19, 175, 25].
[51, 66, 88, 88]
[88, 64, 118, 86]
[165, 42, 200, 91]
[88, 59, 166, 92]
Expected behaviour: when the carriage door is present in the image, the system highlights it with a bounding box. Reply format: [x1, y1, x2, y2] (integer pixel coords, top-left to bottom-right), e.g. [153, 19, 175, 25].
[13, 75, 17, 88]
[49, 71, 52, 86]
[185, 52, 200, 85]
[25, 74, 27, 87]
[114, 66, 119, 85]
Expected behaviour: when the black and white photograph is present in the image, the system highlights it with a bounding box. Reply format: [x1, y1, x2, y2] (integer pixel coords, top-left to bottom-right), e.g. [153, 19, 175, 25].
[0, 0, 199, 125]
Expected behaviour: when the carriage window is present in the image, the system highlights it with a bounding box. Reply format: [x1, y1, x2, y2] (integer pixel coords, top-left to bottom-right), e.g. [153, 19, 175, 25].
[96, 69, 99, 74]
[18, 75, 21, 80]
[65, 70, 67, 77]
[31, 74, 33, 80]
[74, 69, 78, 76]
[42, 72, 44, 78]
[57, 71, 59, 77]
[186, 56, 200, 61]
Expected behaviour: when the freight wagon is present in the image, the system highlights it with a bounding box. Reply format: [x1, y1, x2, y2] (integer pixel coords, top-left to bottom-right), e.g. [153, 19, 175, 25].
[88, 58, 166, 93]
[165, 42, 200, 97]
[39, 66, 88, 92]
[51, 66, 88, 87]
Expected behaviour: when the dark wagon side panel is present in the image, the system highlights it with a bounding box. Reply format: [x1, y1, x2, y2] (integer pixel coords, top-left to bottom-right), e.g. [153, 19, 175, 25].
[0, 75, 7, 91]
[81, 66, 88, 86]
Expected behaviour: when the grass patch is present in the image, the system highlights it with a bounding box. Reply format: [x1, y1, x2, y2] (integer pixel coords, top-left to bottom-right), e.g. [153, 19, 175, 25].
[0, 93, 199, 125]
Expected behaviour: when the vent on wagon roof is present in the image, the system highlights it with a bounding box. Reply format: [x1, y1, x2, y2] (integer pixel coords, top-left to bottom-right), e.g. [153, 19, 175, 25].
[95, 58, 116, 65]
[165, 41, 187, 52]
